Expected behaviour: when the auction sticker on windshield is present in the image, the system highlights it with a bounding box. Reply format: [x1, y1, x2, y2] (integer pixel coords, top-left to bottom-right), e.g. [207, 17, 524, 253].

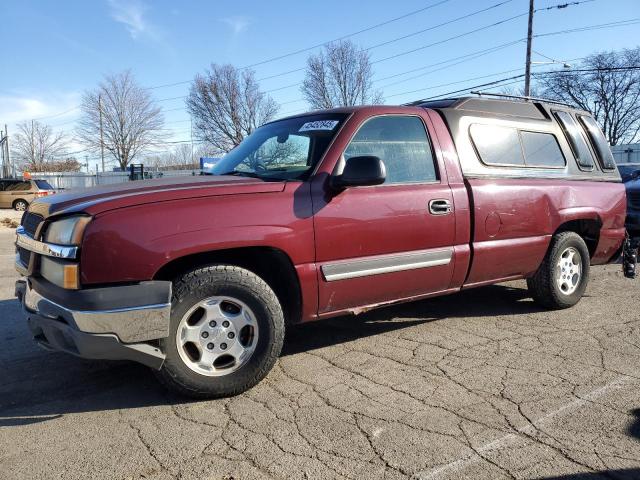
[299, 120, 339, 132]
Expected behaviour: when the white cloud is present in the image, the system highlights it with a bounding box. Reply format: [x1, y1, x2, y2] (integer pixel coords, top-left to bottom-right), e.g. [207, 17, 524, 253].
[221, 16, 251, 35]
[108, 0, 160, 41]
[0, 92, 81, 129]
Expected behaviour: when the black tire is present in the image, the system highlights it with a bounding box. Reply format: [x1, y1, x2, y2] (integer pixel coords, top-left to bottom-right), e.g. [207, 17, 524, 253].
[155, 265, 284, 398]
[13, 199, 28, 211]
[527, 231, 590, 310]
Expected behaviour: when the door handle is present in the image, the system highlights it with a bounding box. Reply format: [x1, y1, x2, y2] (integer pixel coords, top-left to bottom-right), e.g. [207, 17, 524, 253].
[428, 199, 452, 215]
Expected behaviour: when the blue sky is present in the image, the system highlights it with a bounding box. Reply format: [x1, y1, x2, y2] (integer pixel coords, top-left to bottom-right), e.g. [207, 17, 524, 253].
[1, 0, 638, 170]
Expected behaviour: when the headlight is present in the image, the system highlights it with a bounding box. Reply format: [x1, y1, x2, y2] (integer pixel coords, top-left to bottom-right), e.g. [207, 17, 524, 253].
[44, 216, 91, 245]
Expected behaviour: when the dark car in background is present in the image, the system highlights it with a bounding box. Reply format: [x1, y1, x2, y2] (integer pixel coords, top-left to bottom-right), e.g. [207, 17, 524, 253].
[618, 163, 640, 183]
[621, 165, 640, 236]
[0, 179, 56, 211]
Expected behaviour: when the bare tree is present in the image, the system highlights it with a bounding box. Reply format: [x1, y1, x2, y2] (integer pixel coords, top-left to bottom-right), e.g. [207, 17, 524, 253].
[540, 48, 640, 145]
[145, 144, 198, 170]
[187, 64, 279, 153]
[28, 158, 83, 173]
[11, 120, 68, 170]
[302, 40, 383, 109]
[77, 70, 165, 170]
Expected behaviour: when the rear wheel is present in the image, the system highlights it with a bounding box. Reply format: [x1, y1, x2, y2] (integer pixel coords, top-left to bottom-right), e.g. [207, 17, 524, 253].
[13, 199, 28, 211]
[527, 232, 590, 309]
[156, 265, 284, 398]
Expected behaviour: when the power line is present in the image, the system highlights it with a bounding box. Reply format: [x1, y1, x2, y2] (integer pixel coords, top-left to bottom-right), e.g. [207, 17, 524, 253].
[262, 1, 591, 97]
[534, 18, 640, 37]
[372, 12, 529, 65]
[378, 41, 524, 89]
[242, 0, 453, 69]
[144, 0, 455, 89]
[185, 1, 517, 86]
[386, 68, 527, 99]
[403, 65, 640, 103]
[374, 40, 524, 83]
[366, 0, 515, 51]
[537, 0, 596, 11]
[32, 106, 80, 122]
[259, 0, 594, 96]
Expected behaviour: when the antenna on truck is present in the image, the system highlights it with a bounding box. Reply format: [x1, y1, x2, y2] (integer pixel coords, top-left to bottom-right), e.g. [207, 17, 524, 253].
[470, 90, 577, 108]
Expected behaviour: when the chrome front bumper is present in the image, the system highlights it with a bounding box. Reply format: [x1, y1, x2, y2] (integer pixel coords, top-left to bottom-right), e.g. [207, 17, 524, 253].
[15, 278, 172, 369]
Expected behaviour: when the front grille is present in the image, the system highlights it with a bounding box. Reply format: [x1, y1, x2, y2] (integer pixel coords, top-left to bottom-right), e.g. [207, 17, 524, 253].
[629, 191, 640, 209]
[18, 211, 43, 270]
[18, 247, 31, 266]
[21, 211, 43, 237]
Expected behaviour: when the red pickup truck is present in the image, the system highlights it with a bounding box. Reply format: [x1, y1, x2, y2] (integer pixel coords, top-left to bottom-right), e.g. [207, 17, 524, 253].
[15, 97, 628, 398]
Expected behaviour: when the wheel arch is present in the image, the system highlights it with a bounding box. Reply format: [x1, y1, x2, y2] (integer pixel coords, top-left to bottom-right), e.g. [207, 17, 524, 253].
[554, 217, 602, 258]
[153, 246, 302, 326]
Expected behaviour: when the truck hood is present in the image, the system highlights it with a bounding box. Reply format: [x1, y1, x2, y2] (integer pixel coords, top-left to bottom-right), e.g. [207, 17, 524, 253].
[27, 175, 286, 219]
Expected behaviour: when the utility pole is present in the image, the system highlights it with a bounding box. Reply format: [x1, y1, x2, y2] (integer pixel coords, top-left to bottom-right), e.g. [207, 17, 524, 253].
[0, 129, 5, 177]
[524, 0, 535, 97]
[5, 124, 13, 178]
[190, 117, 194, 167]
[98, 94, 105, 173]
[31, 119, 35, 169]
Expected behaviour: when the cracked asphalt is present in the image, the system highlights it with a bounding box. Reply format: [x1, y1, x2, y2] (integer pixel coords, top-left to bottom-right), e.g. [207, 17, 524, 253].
[1, 225, 640, 480]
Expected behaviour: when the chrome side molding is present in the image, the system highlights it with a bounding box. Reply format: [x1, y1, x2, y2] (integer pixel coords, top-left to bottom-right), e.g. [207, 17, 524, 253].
[322, 247, 453, 282]
[15, 226, 78, 260]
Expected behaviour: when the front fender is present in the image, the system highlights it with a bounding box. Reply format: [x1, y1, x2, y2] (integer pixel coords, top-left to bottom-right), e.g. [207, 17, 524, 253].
[80, 188, 314, 285]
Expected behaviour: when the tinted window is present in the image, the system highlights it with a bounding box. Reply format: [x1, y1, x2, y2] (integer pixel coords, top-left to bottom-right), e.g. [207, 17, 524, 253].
[470, 124, 524, 166]
[34, 180, 54, 190]
[0, 180, 19, 191]
[344, 116, 437, 184]
[5, 181, 31, 191]
[554, 111, 594, 170]
[520, 131, 565, 167]
[578, 115, 616, 170]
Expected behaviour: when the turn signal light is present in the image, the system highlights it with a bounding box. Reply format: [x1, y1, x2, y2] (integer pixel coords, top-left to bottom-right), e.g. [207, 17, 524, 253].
[63, 264, 80, 290]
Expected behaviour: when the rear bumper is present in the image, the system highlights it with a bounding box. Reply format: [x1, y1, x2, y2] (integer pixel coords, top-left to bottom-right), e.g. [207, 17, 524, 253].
[592, 227, 627, 265]
[15, 278, 172, 369]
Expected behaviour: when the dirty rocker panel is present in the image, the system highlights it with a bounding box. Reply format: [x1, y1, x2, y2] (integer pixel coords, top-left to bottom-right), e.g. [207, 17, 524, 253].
[321, 248, 454, 282]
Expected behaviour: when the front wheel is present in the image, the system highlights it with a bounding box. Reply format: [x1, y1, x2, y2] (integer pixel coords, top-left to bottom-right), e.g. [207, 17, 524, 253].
[13, 199, 28, 211]
[156, 265, 284, 398]
[527, 232, 591, 310]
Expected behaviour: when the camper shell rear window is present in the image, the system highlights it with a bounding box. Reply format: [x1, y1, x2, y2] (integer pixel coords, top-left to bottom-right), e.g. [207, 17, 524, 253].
[577, 115, 616, 170]
[553, 111, 595, 171]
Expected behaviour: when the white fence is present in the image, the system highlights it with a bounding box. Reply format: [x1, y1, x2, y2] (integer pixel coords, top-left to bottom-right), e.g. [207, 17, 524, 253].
[31, 169, 202, 190]
[612, 144, 640, 164]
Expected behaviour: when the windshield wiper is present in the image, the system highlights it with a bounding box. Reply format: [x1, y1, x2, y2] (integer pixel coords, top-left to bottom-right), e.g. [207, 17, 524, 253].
[221, 170, 282, 181]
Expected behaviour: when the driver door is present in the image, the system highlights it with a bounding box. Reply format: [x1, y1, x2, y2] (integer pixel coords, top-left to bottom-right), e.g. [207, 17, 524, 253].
[312, 113, 456, 314]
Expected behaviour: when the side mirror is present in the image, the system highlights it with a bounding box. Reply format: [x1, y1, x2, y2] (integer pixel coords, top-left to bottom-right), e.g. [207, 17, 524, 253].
[329, 156, 386, 190]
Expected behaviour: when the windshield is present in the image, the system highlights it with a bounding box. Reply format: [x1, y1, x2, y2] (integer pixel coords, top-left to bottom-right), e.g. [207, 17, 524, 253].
[212, 113, 348, 181]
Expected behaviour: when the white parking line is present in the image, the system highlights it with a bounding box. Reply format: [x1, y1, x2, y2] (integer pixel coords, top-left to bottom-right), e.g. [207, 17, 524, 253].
[414, 376, 630, 479]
